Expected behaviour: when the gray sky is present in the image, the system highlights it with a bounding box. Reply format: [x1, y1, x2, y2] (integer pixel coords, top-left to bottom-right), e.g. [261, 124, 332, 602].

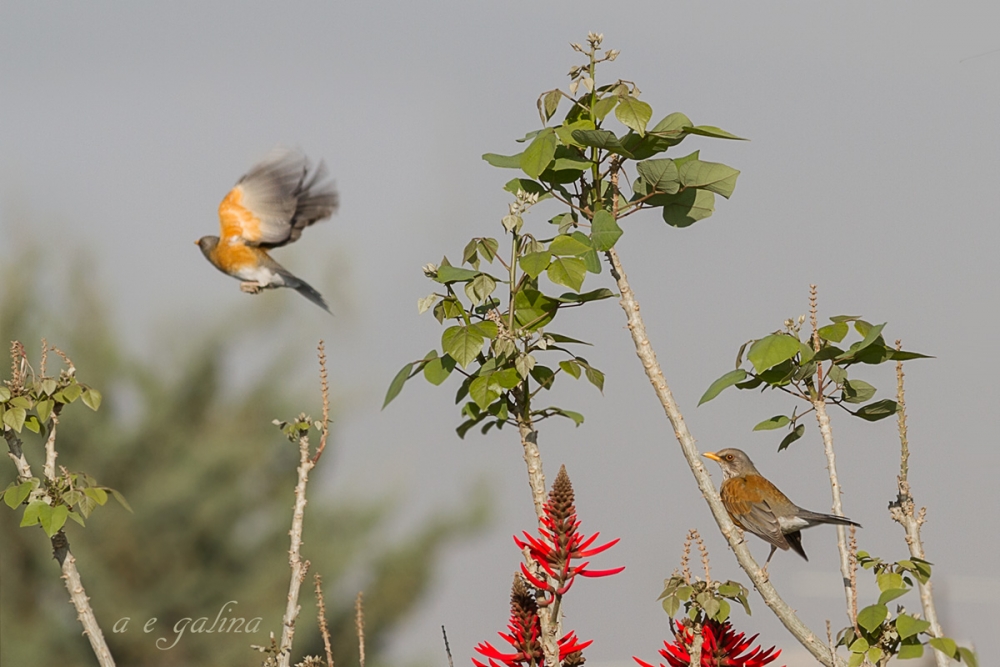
[3, 2, 999, 665]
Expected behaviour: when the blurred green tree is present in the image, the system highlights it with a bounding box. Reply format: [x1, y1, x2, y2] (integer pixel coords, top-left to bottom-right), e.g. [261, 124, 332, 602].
[0, 242, 488, 667]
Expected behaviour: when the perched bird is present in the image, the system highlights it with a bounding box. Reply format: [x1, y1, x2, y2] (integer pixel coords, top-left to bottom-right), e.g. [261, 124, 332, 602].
[703, 448, 860, 564]
[197, 149, 338, 313]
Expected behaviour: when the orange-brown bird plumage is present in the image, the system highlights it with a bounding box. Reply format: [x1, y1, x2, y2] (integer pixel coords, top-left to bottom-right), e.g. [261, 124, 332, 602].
[704, 448, 860, 563]
[197, 149, 338, 312]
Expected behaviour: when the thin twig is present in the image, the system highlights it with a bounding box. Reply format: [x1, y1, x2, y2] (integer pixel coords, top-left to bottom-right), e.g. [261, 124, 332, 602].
[42, 405, 63, 480]
[355, 592, 366, 667]
[680, 531, 693, 584]
[312, 341, 331, 464]
[605, 247, 845, 667]
[314, 574, 335, 667]
[277, 429, 316, 667]
[889, 341, 948, 667]
[848, 527, 860, 636]
[809, 286, 854, 622]
[442, 625, 455, 667]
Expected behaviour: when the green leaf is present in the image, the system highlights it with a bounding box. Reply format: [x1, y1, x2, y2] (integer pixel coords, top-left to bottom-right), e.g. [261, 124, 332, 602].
[504, 178, 548, 197]
[898, 643, 924, 660]
[849, 637, 869, 653]
[842, 379, 877, 404]
[659, 189, 716, 227]
[778, 424, 805, 451]
[853, 399, 899, 421]
[662, 594, 680, 617]
[651, 112, 692, 133]
[541, 89, 561, 121]
[698, 369, 747, 405]
[554, 288, 615, 303]
[584, 366, 604, 392]
[423, 354, 456, 386]
[513, 289, 558, 331]
[23, 415, 41, 434]
[570, 129, 635, 159]
[818, 322, 849, 343]
[686, 125, 747, 140]
[753, 415, 791, 431]
[58, 381, 83, 403]
[895, 613, 931, 640]
[3, 406, 26, 433]
[515, 353, 535, 380]
[4, 480, 33, 509]
[877, 588, 909, 605]
[82, 388, 102, 411]
[592, 96, 618, 121]
[636, 159, 680, 194]
[559, 360, 582, 379]
[469, 375, 500, 411]
[36, 398, 54, 423]
[110, 489, 133, 513]
[519, 251, 551, 279]
[590, 210, 623, 251]
[21, 499, 46, 527]
[679, 160, 741, 199]
[465, 273, 497, 305]
[0, 387, 10, 402]
[889, 350, 933, 361]
[827, 364, 847, 386]
[470, 321, 499, 340]
[530, 365, 556, 390]
[436, 265, 480, 283]
[747, 334, 801, 373]
[41, 504, 68, 537]
[959, 647, 979, 667]
[615, 95, 652, 136]
[547, 257, 587, 292]
[928, 638, 958, 659]
[520, 128, 558, 179]
[551, 408, 584, 426]
[40, 379, 57, 396]
[549, 234, 593, 256]
[856, 322, 886, 352]
[555, 119, 596, 147]
[85, 487, 109, 505]
[857, 604, 888, 633]
[383, 362, 414, 408]
[483, 152, 524, 168]
[442, 326, 485, 368]
[876, 571, 904, 592]
[866, 647, 883, 665]
[493, 368, 521, 390]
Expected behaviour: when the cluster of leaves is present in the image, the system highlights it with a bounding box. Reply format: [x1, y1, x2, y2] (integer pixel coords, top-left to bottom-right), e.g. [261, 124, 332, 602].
[2, 345, 128, 538]
[273, 413, 326, 442]
[658, 574, 751, 625]
[385, 33, 742, 438]
[837, 552, 976, 666]
[699, 316, 929, 450]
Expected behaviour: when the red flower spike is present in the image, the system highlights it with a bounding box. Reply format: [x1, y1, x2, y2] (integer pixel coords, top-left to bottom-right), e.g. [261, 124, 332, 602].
[512, 465, 623, 600]
[633, 619, 783, 667]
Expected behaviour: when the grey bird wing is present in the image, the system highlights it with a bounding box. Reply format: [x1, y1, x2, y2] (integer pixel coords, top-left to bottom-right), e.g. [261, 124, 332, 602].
[225, 149, 337, 247]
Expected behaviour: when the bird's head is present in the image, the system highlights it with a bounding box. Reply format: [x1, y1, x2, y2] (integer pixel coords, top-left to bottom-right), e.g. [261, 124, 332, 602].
[195, 236, 219, 259]
[703, 448, 759, 479]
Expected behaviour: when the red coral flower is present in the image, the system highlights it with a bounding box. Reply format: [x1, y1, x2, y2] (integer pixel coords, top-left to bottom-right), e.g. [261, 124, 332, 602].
[513, 466, 624, 604]
[633, 619, 782, 667]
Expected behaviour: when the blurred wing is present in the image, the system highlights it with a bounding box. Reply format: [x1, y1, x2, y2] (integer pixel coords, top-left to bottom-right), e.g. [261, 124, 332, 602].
[721, 477, 789, 551]
[217, 149, 336, 246]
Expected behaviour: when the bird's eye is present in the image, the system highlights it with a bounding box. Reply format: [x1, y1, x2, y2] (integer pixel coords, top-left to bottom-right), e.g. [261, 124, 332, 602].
[725, 454, 733, 460]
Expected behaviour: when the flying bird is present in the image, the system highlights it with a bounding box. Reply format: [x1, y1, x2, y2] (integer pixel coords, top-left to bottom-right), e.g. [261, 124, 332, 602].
[703, 448, 861, 564]
[197, 149, 338, 313]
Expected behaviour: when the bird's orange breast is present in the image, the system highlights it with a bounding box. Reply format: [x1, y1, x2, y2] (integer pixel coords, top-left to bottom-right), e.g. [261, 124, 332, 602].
[209, 240, 265, 275]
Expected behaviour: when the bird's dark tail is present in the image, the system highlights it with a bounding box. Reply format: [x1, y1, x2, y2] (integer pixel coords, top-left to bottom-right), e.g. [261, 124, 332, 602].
[785, 531, 808, 561]
[287, 276, 331, 314]
[800, 510, 862, 528]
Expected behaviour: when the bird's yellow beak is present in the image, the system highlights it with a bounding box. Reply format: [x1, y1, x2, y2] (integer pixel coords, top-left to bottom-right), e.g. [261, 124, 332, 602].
[703, 452, 722, 462]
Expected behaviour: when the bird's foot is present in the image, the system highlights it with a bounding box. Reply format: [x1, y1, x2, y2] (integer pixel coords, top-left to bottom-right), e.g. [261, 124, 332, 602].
[240, 281, 264, 294]
[760, 563, 770, 582]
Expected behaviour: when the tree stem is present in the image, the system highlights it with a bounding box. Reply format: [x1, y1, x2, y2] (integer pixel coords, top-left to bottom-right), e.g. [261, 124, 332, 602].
[605, 246, 845, 667]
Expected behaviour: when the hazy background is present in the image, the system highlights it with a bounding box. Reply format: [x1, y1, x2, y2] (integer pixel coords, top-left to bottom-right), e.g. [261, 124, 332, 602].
[2, 2, 998, 665]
